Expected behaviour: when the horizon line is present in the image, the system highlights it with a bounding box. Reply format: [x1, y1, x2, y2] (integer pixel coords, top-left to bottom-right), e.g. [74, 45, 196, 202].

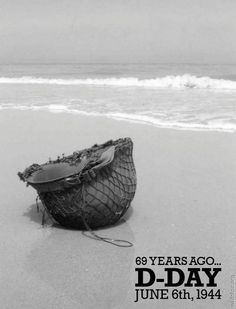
[0, 62, 236, 66]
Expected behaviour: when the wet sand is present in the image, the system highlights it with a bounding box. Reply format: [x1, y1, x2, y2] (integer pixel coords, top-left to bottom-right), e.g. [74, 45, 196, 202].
[0, 110, 236, 308]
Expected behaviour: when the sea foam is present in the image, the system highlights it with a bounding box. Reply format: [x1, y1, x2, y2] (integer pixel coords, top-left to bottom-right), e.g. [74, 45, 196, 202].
[1, 74, 236, 90]
[1, 104, 235, 132]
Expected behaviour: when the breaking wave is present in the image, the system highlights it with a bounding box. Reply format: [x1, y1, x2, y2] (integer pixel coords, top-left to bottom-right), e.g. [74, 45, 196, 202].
[1, 74, 236, 90]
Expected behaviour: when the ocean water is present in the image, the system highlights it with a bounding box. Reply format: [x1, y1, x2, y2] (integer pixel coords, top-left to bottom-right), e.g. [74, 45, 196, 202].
[0, 63, 236, 132]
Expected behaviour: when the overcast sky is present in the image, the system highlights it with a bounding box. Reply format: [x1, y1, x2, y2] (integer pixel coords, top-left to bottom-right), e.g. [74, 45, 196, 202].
[0, 0, 236, 64]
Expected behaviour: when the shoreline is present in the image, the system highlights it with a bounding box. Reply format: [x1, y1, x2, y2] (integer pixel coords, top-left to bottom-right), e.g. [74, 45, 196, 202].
[0, 109, 235, 308]
[0, 107, 235, 133]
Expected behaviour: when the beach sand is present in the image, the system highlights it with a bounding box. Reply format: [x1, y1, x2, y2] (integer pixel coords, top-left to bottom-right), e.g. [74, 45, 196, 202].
[0, 110, 235, 309]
